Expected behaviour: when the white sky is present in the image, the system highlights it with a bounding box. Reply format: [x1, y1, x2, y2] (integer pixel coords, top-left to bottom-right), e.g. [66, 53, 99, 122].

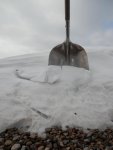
[0, 0, 113, 58]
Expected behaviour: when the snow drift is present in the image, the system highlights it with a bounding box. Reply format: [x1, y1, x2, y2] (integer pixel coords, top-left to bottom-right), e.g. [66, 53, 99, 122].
[0, 49, 113, 133]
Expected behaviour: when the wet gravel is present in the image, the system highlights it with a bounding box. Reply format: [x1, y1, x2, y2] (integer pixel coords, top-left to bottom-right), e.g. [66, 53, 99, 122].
[0, 127, 113, 150]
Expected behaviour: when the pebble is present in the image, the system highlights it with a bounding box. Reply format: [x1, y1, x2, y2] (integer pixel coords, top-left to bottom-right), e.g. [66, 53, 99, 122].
[30, 133, 37, 139]
[0, 138, 4, 143]
[30, 144, 35, 149]
[11, 143, 21, 150]
[86, 131, 93, 137]
[59, 141, 64, 147]
[5, 139, 12, 146]
[21, 145, 26, 150]
[19, 140, 23, 144]
[38, 146, 45, 150]
[44, 147, 50, 150]
[46, 143, 52, 149]
[66, 147, 71, 150]
[63, 139, 69, 145]
[0, 146, 4, 149]
[13, 135, 20, 141]
[72, 139, 78, 144]
[83, 147, 89, 150]
[84, 138, 90, 143]
[26, 141, 32, 146]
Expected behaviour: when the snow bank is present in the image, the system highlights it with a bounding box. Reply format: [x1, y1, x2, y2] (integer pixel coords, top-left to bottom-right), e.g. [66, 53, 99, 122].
[0, 49, 113, 133]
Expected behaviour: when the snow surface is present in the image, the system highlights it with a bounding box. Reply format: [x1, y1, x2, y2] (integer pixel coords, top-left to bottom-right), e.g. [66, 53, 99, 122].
[0, 50, 113, 133]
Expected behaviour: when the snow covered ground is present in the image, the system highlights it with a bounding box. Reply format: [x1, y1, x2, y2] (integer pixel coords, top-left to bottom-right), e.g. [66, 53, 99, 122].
[0, 49, 113, 133]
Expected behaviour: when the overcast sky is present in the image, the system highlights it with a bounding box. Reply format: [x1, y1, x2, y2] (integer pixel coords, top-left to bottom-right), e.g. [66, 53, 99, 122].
[0, 0, 113, 58]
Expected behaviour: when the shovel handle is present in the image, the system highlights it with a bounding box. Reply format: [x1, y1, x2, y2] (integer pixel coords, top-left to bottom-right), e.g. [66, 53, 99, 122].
[65, 0, 70, 20]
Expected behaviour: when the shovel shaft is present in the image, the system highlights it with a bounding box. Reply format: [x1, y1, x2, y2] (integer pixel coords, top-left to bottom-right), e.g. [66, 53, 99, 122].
[66, 20, 70, 41]
[65, 0, 70, 20]
[65, 0, 70, 64]
[65, 0, 70, 41]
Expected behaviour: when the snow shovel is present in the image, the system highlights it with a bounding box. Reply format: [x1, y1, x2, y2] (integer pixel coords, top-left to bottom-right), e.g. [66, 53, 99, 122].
[48, 0, 89, 70]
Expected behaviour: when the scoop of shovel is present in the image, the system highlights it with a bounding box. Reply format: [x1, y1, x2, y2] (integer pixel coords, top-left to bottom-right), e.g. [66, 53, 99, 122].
[49, 0, 89, 70]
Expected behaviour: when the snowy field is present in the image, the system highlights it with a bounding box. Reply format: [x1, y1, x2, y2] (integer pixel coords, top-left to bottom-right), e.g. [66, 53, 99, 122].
[0, 49, 113, 133]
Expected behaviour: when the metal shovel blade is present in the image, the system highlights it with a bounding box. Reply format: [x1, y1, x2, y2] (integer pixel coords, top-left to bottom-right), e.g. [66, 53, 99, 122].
[49, 42, 89, 70]
[48, 0, 89, 70]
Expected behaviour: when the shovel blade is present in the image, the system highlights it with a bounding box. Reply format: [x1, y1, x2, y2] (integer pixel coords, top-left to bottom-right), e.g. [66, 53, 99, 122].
[48, 42, 89, 70]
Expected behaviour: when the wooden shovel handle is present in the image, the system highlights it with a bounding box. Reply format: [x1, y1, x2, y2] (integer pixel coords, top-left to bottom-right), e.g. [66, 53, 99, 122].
[65, 0, 70, 20]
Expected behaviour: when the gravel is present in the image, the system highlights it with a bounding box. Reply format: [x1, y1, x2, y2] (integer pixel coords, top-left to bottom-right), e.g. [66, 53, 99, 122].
[0, 127, 113, 149]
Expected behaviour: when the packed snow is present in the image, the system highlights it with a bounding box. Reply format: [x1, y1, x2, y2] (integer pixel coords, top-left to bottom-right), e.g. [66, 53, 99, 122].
[0, 49, 113, 133]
